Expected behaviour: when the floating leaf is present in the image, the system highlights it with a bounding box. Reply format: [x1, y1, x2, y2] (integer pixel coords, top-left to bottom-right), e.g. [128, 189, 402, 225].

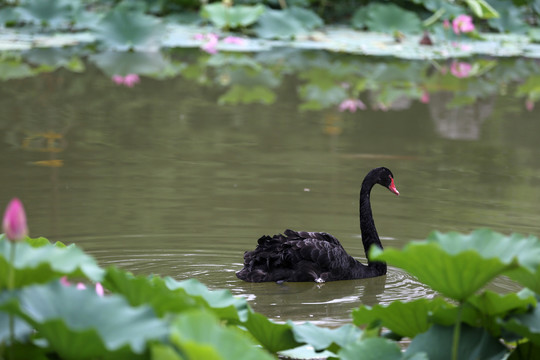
[201, 3, 264, 30]
[287, 6, 323, 31]
[371, 229, 540, 300]
[0, 281, 168, 359]
[92, 7, 166, 51]
[365, 3, 423, 34]
[170, 310, 274, 360]
[218, 85, 276, 105]
[17, 0, 74, 28]
[405, 324, 508, 360]
[0, 237, 104, 289]
[255, 9, 306, 39]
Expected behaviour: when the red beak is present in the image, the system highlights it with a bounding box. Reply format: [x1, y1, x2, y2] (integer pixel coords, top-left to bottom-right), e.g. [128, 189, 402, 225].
[388, 178, 399, 196]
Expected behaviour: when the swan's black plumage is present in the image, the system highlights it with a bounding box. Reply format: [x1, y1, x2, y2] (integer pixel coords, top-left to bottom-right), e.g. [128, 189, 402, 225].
[236, 167, 399, 283]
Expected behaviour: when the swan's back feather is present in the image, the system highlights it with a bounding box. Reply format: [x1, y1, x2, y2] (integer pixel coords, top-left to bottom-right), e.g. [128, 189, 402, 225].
[236, 229, 363, 282]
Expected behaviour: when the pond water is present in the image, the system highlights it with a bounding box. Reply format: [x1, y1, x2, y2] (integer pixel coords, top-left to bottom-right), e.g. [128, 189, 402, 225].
[1, 48, 539, 327]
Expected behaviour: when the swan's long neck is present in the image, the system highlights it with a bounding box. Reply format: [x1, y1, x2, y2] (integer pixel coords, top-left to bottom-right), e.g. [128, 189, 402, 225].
[359, 179, 387, 273]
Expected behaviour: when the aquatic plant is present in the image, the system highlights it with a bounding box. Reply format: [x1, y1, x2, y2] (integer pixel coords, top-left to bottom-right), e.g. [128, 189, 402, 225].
[1, 196, 540, 359]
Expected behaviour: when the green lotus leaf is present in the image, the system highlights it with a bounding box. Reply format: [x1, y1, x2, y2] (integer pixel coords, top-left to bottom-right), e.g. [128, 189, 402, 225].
[464, 0, 499, 19]
[242, 311, 300, 353]
[365, 3, 423, 34]
[287, 6, 323, 31]
[103, 268, 198, 317]
[468, 288, 536, 317]
[165, 277, 250, 322]
[0, 237, 104, 289]
[507, 341, 540, 360]
[255, 9, 307, 39]
[405, 324, 508, 360]
[289, 322, 363, 353]
[500, 299, 540, 346]
[0, 310, 34, 344]
[201, 3, 264, 29]
[170, 310, 274, 360]
[370, 229, 540, 300]
[0, 281, 168, 359]
[338, 337, 404, 360]
[17, 0, 74, 28]
[353, 297, 453, 338]
[92, 7, 166, 51]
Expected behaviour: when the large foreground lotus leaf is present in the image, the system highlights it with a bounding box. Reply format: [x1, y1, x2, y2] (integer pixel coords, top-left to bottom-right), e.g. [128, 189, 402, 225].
[103, 267, 198, 317]
[338, 337, 407, 360]
[165, 277, 250, 322]
[92, 7, 166, 51]
[0, 281, 168, 359]
[405, 324, 508, 360]
[370, 229, 540, 300]
[170, 310, 274, 360]
[0, 237, 104, 288]
[289, 321, 362, 353]
[352, 297, 453, 338]
[242, 311, 300, 353]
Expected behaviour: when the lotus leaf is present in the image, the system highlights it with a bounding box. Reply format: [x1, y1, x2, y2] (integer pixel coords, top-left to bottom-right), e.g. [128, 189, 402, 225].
[165, 277, 250, 322]
[201, 3, 264, 30]
[287, 7, 323, 31]
[0, 237, 104, 289]
[353, 297, 453, 338]
[255, 9, 307, 39]
[92, 7, 166, 51]
[405, 324, 508, 360]
[364, 3, 423, 34]
[289, 321, 363, 353]
[242, 311, 300, 353]
[0, 281, 168, 359]
[17, 0, 74, 28]
[170, 310, 274, 360]
[464, 0, 500, 19]
[371, 229, 540, 300]
[500, 299, 540, 345]
[338, 337, 404, 360]
[103, 268, 198, 317]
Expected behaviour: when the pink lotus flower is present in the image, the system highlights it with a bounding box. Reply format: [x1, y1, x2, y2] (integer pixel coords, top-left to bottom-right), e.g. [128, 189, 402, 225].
[443, 19, 451, 29]
[526, 99, 535, 111]
[2, 198, 28, 242]
[223, 36, 246, 45]
[195, 33, 220, 54]
[452, 15, 475, 35]
[61, 276, 104, 297]
[338, 99, 366, 113]
[421, 91, 430, 104]
[450, 61, 472, 78]
[123, 74, 140, 87]
[112, 74, 140, 87]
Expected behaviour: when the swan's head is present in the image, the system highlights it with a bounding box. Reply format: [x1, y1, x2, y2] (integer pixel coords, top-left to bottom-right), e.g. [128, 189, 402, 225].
[372, 167, 399, 196]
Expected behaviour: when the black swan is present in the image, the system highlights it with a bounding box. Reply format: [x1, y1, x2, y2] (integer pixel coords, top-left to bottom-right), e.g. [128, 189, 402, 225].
[236, 167, 399, 283]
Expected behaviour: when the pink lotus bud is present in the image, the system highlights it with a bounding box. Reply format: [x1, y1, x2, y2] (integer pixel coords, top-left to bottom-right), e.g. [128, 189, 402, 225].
[95, 283, 104, 297]
[452, 15, 475, 35]
[2, 198, 28, 242]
